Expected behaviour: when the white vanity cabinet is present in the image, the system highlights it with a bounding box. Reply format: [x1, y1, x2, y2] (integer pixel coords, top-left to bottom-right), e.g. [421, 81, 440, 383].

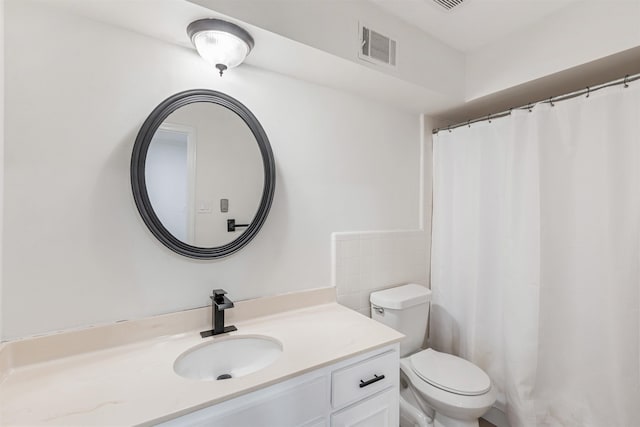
[158, 344, 399, 427]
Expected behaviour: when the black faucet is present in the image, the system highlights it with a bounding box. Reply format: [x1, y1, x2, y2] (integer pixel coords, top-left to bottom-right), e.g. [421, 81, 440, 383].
[200, 289, 237, 338]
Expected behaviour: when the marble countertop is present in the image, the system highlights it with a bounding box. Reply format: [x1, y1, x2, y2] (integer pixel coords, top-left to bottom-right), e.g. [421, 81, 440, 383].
[0, 298, 403, 426]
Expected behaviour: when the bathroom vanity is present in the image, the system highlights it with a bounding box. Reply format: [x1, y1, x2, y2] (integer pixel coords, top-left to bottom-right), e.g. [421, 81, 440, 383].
[0, 289, 403, 426]
[161, 344, 399, 427]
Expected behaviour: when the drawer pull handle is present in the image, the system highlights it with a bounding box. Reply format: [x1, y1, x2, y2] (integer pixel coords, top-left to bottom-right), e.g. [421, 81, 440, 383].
[359, 374, 385, 388]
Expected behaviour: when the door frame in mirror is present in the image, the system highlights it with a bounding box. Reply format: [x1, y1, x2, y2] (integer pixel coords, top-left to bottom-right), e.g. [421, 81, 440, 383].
[131, 89, 275, 259]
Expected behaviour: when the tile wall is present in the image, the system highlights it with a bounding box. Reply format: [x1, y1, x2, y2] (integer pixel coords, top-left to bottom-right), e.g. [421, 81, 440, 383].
[332, 230, 429, 316]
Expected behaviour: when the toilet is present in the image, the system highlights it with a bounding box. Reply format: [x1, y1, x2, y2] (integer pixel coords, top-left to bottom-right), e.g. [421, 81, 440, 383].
[370, 284, 496, 427]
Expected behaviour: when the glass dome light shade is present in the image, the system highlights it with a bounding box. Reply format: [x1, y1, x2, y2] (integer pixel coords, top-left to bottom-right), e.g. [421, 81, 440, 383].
[193, 31, 250, 70]
[187, 19, 254, 76]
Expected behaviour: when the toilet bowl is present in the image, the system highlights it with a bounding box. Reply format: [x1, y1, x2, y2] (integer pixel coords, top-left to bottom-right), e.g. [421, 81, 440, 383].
[370, 284, 496, 427]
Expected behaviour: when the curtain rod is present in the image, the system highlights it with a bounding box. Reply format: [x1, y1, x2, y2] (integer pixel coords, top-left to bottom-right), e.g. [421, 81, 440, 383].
[432, 73, 640, 135]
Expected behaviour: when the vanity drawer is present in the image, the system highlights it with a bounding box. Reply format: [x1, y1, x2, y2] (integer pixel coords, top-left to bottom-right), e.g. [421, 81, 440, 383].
[331, 349, 398, 409]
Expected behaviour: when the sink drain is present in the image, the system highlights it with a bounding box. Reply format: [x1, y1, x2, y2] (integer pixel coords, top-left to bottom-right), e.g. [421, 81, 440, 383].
[216, 374, 232, 380]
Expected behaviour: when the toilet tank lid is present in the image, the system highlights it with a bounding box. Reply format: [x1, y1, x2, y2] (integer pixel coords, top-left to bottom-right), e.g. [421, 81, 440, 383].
[370, 284, 431, 309]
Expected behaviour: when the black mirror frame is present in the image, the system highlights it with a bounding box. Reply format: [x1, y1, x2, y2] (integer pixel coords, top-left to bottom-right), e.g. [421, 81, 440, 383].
[131, 89, 275, 259]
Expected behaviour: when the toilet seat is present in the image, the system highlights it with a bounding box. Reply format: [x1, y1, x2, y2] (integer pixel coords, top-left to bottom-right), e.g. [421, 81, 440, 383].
[409, 349, 491, 396]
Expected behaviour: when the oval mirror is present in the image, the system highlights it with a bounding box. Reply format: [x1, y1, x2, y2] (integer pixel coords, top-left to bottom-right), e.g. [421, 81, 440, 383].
[131, 89, 275, 259]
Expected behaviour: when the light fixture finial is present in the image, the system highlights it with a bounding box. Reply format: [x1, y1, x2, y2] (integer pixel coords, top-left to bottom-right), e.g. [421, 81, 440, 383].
[215, 64, 227, 77]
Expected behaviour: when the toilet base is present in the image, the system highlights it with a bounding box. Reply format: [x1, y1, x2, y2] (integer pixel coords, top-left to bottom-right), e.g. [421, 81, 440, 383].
[433, 413, 478, 427]
[399, 391, 431, 427]
[399, 396, 480, 427]
[399, 401, 480, 427]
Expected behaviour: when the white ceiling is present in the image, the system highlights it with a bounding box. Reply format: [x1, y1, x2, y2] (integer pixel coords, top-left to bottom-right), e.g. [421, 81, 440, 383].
[37, 0, 640, 115]
[40, 0, 460, 113]
[370, 0, 582, 52]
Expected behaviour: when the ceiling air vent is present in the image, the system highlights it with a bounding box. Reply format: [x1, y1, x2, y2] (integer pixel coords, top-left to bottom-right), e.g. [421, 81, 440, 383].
[432, 0, 465, 11]
[358, 24, 397, 67]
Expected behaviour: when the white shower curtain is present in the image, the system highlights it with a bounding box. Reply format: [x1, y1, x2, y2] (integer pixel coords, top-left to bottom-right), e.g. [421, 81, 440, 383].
[431, 82, 640, 427]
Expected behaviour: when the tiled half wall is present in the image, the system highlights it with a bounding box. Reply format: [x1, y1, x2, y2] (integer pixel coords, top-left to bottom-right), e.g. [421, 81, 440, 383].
[332, 230, 429, 316]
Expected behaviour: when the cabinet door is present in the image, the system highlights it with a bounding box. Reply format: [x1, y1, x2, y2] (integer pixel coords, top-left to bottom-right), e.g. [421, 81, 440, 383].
[331, 387, 398, 427]
[160, 374, 328, 427]
[302, 418, 329, 427]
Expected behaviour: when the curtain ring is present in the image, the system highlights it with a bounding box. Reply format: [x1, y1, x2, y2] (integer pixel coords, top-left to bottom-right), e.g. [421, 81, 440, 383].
[624, 75, 629, 88]
[487, 114, 492, 123]
[528, 103, 533, 113]
[467, 120, 471, 128]
[549, 96, 555, 107]
[586, 86, 590, 98]
[447, 125, 451, 133]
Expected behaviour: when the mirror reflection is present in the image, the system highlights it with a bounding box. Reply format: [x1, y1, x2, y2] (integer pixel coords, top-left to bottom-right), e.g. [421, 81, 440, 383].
[145, 102, 264, 247]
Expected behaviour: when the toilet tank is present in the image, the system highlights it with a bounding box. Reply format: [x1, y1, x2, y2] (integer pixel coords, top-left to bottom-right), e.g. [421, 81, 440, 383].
[370, 284, 431, 357]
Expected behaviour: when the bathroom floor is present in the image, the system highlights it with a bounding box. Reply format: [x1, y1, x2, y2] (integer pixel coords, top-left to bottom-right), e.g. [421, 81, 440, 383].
[480, 418, 497, 427]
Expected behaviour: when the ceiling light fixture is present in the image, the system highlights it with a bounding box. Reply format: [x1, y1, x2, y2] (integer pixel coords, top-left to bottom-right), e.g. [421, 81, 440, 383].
[187, 18, 254, 77]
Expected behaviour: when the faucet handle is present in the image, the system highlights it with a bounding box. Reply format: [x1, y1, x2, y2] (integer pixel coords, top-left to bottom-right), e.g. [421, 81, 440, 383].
[211, 289, 227, 303]
[211, 289, 234, 310]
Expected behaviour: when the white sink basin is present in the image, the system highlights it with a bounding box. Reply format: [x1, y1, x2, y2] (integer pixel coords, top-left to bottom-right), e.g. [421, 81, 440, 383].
[174, 335, 283, 381]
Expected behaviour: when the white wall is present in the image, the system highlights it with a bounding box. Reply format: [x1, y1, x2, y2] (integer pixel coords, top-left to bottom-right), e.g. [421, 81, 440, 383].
[333, 117, 434, 317]
[1, 1, 422, 340]
[189, 0, 465, 100]
[333, 230, 428, 317]
[0, 0, 4, 342]
[466, 0, 640, 101]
